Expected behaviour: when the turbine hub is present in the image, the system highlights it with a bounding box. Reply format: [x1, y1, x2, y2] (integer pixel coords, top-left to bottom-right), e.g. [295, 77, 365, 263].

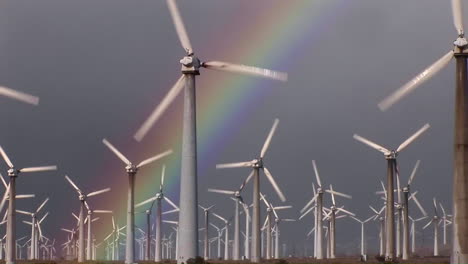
[79, 194, 86, 201]
[252, 158, 263, 168]
[454, 37, 468, 49]
[126, 164, 138, 174]
[180, 55, 200, 75]
[403, 186, 409, 193]
[156, 193, 163, 199]
[385, 151, 397, 160]
[7, 168, 17, 177]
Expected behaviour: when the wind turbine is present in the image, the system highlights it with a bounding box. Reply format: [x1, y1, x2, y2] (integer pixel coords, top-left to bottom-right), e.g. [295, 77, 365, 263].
[376, 0, 468, 262]
[0, 145, 57, 264]
[271, 208, 294, 259]
[15, 198, 48, 260]
[409, 215, 428, 255]
[198, 205, 214, 260]
[64, 175, 110, 262]
[370, 204, 386, 256]
[353, 123, 430, 260]
[212, 212, 230, 260]
[423, 198, 441, 256]
[83, 203, 112, 261]
[300, 161, 342, 259]
[136, 165, 178, 262]
[439, 202, 452, 246]
[132, 0, 287, 260]
[350, 216, 373, 260]
[162, 220, 179, 260]
[102, 138, 172, 264]
[216, 118, 286, 262]
[210, 223, 224, 259]
[208, 181, 250, 261]
[324, 185, 353, 259]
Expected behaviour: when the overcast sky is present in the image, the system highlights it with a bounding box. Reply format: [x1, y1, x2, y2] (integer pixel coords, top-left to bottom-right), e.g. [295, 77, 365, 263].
[0, 0, 461, 257]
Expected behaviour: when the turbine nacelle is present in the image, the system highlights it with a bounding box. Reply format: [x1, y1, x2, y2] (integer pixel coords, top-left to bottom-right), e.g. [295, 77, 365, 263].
[79, 194, 86, 201]
[385, 150, 398, 160]
[252, 158, 263, 168]
[125, 164, 138, 174]
[156, 192, 164, 199]
[180, 56, 201, 74]
[454, 36, 468, 48]
[7, 168, 18, 177]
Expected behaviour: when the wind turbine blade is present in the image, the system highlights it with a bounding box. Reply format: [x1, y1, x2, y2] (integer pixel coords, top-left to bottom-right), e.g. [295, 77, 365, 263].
[16, 210, 32, 216]
[163, 196, 179, 210]
[162, 208, 180, 215]
[378, 51, 454, 111]
[19, 166, 57, 173]
[325, 189, 352, 199]
[364, 216, 374, 223]
[263, 167, 286, 202]
[64, 175, 82, 194]
[92, 217, 100, 222]
[299, 206, 314, 220]
[273, 206, 292, 210]
[61, 228, 73, 233]
[352, 134, 389, 154]
[137, 150, 173, 168]
[212, 212, 227, 223]
[216, 161, 253, 169]
[0, 185, 10, 213]
[15, 194, 35, 199]
[72, 213, 79, 221]
[312, 160, 322, 187]
[380, 181, 387, 199]
[163, 220, 178, 225]
[160, 165, 166, 192]
[411, 192, 427, 216]
[87, 188, 111, 198]
[93, 210, 113, 214]
[300, 194, 317, 214]
[260, 193, 270, 208]
[135, 197, 157, 208]
[0, 86, 39, 105]
[423, 220, 433, 230]
[452, 0, 464, 36]
[207, 188, 236, 195]
[202, 61, 287, 82]
[84, 200, 90, 211]
[0, 146, 13, 168]
[408, 160, 421, 186]
[369, 205, 379, 215]
[439, 203, 446, 217]
[337, 207, 355, 216]
[260, 119, 279, 158]
[35, 198, 49, 214]
[329, 185, 336, 205]
[166, 0, 193, 55]
[102, 139, 131, 165]
[396, 124, 430, 152]
[0, 174, 7, 189]
[433, 197, 439, 216]
[134, 75, 185, 141]
[239, 170, 254, 192]
[39, 212, 49, 224]
[112, 216, 115, 230]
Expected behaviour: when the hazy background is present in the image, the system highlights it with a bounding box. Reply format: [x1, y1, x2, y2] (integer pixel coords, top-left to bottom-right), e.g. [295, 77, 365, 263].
[0, 0, 459, 257]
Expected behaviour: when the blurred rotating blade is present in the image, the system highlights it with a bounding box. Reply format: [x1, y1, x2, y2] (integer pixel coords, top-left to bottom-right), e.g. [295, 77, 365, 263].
[337, 207, 355, 216]
[20, 166, 57, 173]
[36, 198, 49, 214]
[166, 0, 193, 55]
[408, 160, 421, 186]
[102, 139, 131, 165]
[312, 160, 322, 188]
[94, 210, 113, 214]
[0, 146, 13, 168]
[15, 194, 35, 199]
[160, 165, 166, 192]
[137, 150, 173, 168]
[396, 124, 430, 153]
[263, 167, 286, 202]
[239, 171, 254, 192]
[260, 119, 280, 158]
[134, 75, 185, 142]
[378, 51, 454, 111]
[452, 0, 464, 36]
[325, 189, 352, 199]
[87, 188, 111, 198]
[353, 134, 389, 154]
[65, 175, 82, 195]
[202, 61, 288, 82]
[300, 194, 317, 214]
[216, 161, 253, 169]
[136, 197, 157, 208]
[0, 86, 39, 105]
[208, 188, 236, 195]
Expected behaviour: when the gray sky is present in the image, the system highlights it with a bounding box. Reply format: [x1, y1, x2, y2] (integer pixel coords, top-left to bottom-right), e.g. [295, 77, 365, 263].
[0, 0, 460, 256]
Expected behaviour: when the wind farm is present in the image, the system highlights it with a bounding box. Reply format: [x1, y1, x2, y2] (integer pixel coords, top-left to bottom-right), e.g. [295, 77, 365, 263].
[0, 0, 464, 264]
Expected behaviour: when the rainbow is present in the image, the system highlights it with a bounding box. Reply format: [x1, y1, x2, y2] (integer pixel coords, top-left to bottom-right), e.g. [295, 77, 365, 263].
[90, 0, 347, 247]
